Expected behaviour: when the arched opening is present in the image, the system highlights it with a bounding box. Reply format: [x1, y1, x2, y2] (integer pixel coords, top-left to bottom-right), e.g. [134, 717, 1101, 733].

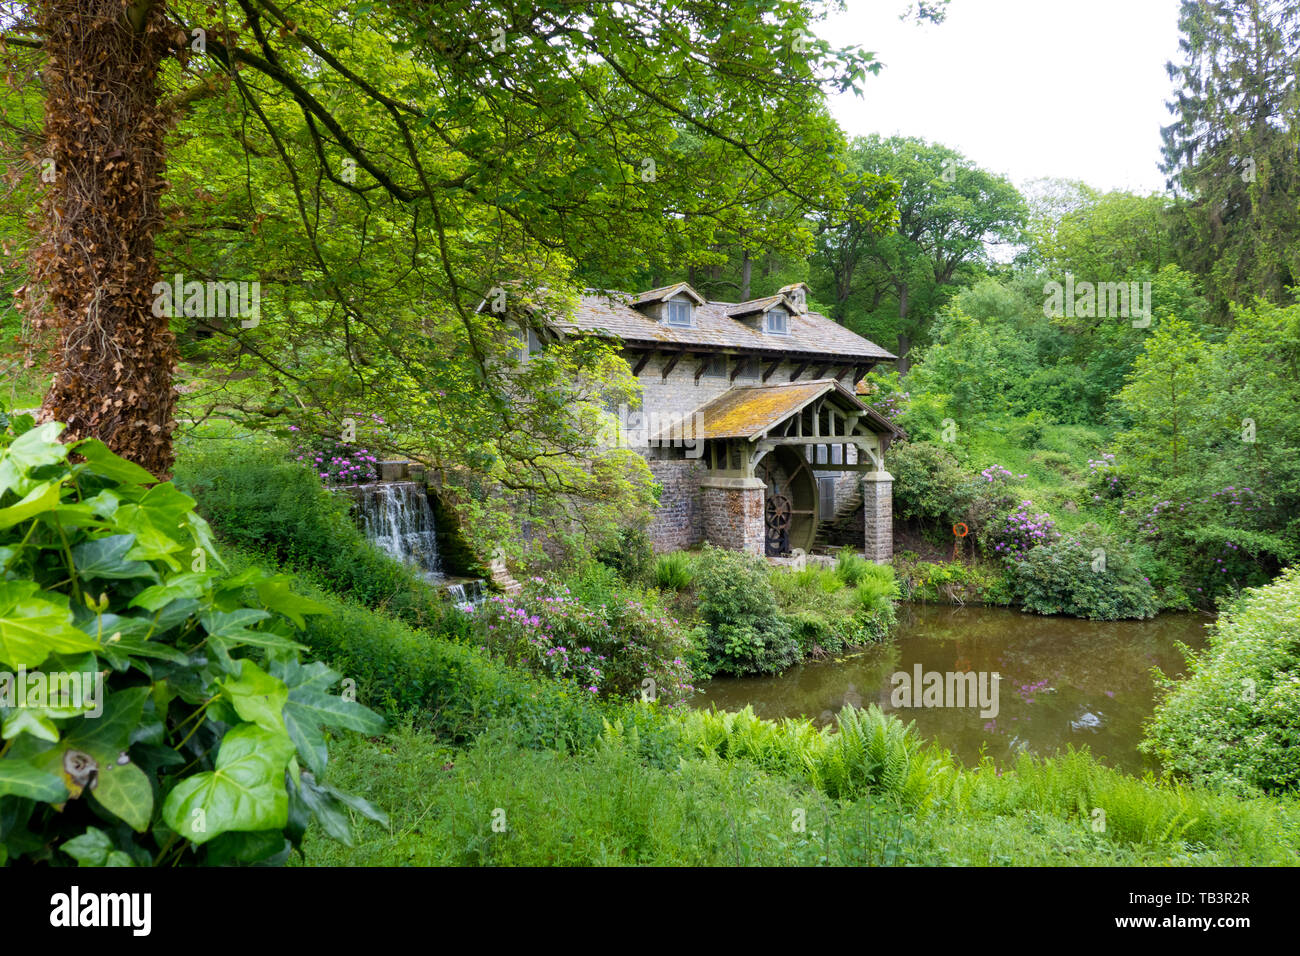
[755, 446, 819, 556]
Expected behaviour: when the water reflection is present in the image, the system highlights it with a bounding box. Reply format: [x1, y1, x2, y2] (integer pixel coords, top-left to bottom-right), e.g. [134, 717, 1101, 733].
[693, 604, 1212, 773]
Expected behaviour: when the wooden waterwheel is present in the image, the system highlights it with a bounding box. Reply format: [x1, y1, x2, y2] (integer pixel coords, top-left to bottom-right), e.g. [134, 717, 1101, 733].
[755, 447, 819, 556]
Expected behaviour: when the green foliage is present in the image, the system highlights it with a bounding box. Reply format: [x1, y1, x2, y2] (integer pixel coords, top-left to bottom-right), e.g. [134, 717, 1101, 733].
[812, 134, 1026, 357]
[768, 560, 895, 656]
[887, 440, 968, 527]
[833, 548, 872, 586]
[303, 722, 940, 866]
[1008, 527, 1158, 621]
[1161, 1, 1300, 319]
[592, 526, 654, 583]
[672, 704, 953, 807]
[652, 551, 696, 590]
[174, 442, 445, 625]
[1143, 568, 1300, 795]
[892, 556, 1013, 606]
[692, 545, 798, 676]
[473, 576, 695, 705]
[0, 417, 385, 866]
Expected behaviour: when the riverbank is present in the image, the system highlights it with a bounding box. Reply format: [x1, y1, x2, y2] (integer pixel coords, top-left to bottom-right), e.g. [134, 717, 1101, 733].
[172, 442, 1300, 866]
[696, 604, 1211, 774]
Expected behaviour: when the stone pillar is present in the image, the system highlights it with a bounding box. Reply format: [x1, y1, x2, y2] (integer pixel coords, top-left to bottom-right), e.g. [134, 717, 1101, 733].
[699, 477, 766, 557]
[862, 471, 893, 564]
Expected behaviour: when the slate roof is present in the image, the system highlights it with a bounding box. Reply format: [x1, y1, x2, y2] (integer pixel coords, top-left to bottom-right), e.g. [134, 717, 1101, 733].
[551, 289, 896, 362]
[654, 379, 904, 442]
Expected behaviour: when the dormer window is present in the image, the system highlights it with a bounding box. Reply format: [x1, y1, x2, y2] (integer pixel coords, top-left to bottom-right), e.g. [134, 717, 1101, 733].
[764, 307, 789, 334]
[665, 299, 693, 327]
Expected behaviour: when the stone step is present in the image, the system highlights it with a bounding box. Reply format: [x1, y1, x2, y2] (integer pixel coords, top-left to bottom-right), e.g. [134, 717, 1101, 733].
[488, 558, 523, 594]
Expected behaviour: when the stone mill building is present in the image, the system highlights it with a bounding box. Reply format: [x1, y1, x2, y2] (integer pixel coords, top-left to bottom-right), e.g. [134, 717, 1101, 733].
[513, 281, 903, 563]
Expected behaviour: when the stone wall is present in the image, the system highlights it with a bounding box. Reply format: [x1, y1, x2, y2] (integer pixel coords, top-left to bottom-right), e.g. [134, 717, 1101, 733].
[862, 471, 894, 564]
[627, 353, 858, 432]
[645, 459, 706, 553]
[699, 477, 765, 556]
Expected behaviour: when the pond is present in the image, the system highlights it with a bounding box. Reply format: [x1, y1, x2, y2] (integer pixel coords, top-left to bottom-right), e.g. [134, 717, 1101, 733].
[693, 605, 1212, 774]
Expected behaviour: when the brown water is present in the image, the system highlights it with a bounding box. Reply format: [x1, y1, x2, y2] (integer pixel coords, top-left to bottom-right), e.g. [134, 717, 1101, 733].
[694, 605, 1212, 773]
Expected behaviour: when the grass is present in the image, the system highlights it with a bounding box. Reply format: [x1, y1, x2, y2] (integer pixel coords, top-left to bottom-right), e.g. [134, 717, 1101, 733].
[960, 417, 1118, 537]
[301, 719, 1300, 867]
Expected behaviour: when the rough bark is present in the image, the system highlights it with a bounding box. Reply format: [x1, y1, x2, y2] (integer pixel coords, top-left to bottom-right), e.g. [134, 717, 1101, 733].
[26, 0, 177, 476]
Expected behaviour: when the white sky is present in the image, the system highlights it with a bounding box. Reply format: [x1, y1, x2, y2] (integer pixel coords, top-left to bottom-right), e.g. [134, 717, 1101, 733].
[819, 0, 1184, 196]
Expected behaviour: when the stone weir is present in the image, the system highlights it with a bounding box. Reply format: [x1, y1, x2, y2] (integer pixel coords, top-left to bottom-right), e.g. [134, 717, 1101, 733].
[338, 462, 489, 602]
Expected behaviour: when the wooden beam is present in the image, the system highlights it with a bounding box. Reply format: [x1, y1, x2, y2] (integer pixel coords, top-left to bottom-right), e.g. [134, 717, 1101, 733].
[788, 361, 809, 382]
[761, 359, 781, 382]
[694, 355, 709, 381]
[812, 363, 830, 380]
[729, 358, 748, 382]
[660, 352, 682, 380]
[631, 351, 652, 376]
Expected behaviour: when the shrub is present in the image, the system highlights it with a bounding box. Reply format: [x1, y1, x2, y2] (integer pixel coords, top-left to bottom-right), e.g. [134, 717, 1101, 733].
[988, 499, 1059, 561]
[652, 551, 695, 590]
[1014, 409, 1048, 448]
[0, 416, 385, 866]
[471, 577, 695, 705]
[593, 526, 654, 582]
[888, 440, 968, 527]
[1143, 568, 1300, 795]
[282, 559, 611, 749]
[290, 430, 381, 485]
[1008, 528, 1158, 620]
[692, 545, 798, 675]
[174, 442, 444, 625]
[670, 704, 952, 809]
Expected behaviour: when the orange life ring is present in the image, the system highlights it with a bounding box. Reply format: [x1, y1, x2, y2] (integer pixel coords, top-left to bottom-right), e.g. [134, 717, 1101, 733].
[953, 522, 969, 538]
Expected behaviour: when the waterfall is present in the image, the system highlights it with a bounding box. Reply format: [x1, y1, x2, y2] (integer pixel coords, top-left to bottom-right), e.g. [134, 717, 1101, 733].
[358, 482, 442, 580]
[445, 579, 486, 606]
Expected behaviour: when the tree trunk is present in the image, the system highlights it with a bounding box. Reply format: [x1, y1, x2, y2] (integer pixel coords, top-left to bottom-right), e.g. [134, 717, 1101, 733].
[29, 0, 177, 476]
[740, 247, 752, 301]
[896, 284, 911, 375]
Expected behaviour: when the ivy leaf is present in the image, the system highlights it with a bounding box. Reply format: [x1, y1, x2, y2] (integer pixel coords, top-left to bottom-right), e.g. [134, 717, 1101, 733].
[0, 581, 100, 669]
[61, 827, 115, 866]
[56, 685, 150, 766]
[114, 484, 199, 566]
[71, 534, 158, 582]
[1, 707, 60, 743]
[0, 422, 66, 499]
[0, 480, 64, 531]
[288, 687, 385, 735]
[72, 438, 157, 486]
[219, 659, 289, 734]
[254, 576, 330, 629]
[130, 571, 215, 612]
[201, 610, 304, 673]
[90, 759, 154, 832]
[0, 758, 68, 801]
[162, 724, 295, 845]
